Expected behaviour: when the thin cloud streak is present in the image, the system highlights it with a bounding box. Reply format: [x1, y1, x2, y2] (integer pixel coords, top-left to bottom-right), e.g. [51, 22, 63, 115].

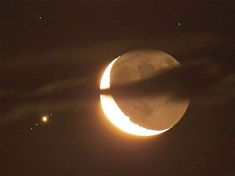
[102, 47, 235, 106]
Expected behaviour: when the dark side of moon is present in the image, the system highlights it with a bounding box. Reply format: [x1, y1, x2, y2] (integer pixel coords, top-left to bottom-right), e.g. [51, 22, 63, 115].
[110, 49, 189, 131]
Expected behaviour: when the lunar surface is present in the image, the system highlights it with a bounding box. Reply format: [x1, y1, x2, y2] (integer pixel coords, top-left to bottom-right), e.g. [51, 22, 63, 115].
[100, 58, 168, 136]
[110, 49, 189, 130]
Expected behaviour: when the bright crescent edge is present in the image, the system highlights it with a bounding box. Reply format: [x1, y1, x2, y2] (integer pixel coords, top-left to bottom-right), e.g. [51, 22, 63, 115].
[100, 57, 169, 136]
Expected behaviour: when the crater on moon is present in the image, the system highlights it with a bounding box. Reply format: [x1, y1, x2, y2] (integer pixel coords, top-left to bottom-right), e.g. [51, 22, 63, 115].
[110, 49, 189, 130]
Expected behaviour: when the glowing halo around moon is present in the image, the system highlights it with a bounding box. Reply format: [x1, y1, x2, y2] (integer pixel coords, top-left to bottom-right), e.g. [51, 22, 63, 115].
[100, 57, 169, 136]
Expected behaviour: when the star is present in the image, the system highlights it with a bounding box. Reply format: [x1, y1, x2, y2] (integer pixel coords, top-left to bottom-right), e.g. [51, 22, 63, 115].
[41, 116, 49, 123]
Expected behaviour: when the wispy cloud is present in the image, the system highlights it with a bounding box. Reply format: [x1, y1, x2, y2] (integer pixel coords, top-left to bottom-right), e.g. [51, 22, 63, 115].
[1, 34, 231, 124]
[104, 50, 235, 106]
[1, 76, 100, 123]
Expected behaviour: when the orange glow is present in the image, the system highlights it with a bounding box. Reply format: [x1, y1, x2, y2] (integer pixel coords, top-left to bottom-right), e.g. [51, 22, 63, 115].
[100, 57, 169, 136]
[42, 116, 48, 123]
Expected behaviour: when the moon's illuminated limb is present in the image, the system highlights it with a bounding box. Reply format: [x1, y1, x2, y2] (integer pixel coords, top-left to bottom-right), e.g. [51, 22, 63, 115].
[100, 57, 169, 136]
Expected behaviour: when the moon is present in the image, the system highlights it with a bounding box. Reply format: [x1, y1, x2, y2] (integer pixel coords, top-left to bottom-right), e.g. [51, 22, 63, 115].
[100, 50, 189, 136]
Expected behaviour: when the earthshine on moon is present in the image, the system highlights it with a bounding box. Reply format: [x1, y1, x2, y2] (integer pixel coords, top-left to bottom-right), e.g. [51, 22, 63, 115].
[100, 50, 189, 136]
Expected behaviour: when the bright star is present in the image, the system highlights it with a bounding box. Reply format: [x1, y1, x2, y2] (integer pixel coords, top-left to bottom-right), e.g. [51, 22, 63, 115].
[42, 116, 49, 123]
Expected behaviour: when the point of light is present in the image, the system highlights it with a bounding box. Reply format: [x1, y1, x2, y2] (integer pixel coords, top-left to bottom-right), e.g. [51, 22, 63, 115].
[100, 57, 169, 136]
[42, 116, 48, 123]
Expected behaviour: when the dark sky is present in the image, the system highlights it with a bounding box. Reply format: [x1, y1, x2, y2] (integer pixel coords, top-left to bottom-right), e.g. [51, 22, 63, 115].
[1, 1, 235, 176]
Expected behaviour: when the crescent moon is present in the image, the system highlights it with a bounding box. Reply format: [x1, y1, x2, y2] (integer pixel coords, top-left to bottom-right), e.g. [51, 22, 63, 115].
[100, 57, 169, 136]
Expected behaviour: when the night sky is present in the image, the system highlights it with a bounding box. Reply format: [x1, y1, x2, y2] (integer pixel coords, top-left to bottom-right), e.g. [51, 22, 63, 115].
[1, 2, 235, 176]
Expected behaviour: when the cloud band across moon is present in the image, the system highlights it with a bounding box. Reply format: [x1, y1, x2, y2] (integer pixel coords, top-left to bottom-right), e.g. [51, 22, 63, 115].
[100, 57, 169, 136]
